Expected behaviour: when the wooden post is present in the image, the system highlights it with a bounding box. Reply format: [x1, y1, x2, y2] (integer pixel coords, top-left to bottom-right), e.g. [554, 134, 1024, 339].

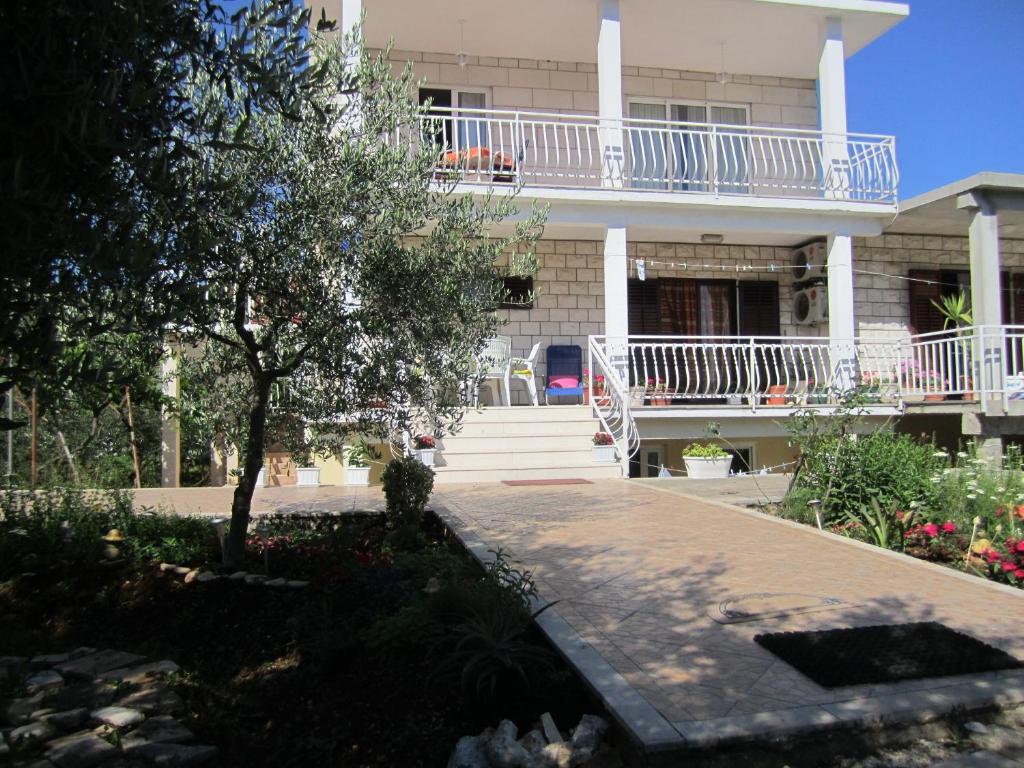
[30, 388, 37, 489]
[125, 386, 142, 488]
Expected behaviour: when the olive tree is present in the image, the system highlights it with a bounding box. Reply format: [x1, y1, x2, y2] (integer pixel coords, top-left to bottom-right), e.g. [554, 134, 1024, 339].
[176, 23, 543, 565]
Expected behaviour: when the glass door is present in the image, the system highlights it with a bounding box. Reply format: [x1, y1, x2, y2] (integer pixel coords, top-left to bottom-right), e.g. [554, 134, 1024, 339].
[709, 105, 750, 194]
[669, 104, 708, 191]
[455, 91, 488, 151]
[628, 102, 669, 189]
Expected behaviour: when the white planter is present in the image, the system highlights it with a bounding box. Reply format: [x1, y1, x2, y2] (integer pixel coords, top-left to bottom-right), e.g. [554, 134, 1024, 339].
[683, 456, 732, 479]
[295, 467, 321, 487]
[255, 468, 266, 487]
[346, 466, 370, 486]
[592, 445, 617, 463]
[414, 448, 437, 467]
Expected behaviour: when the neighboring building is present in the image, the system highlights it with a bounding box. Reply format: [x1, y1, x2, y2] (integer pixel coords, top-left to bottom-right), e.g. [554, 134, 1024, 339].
[161, 1, 1023, 487]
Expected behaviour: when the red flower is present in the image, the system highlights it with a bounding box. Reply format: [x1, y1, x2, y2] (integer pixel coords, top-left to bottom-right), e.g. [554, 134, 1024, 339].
[1015, 541, 1024, 554]
[941, 522, 956, 533]
[923, 523, 940, 538]
[1015, 505, 1024, 520]
[895, 511, 906, 522]
[984, 549, 1003, 563]
[1001, 561, 1017, 573]
[1014, 570, 1024, 580]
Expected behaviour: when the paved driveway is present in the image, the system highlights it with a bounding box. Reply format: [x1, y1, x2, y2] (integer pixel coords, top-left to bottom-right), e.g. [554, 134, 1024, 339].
[433, 480, 1024, 750]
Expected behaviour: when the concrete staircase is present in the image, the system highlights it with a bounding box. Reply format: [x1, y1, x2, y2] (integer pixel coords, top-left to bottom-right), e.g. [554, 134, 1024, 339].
[432, 406, 623, 484]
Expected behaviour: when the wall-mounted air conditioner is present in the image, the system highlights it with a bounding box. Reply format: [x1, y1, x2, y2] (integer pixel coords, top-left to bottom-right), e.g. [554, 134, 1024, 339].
[793, 284, 828, 325]
[791, 242, 826, 283]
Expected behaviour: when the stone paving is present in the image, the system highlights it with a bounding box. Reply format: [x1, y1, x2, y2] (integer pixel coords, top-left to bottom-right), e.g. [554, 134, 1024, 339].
[431, 480, 1024, 753]
[131, 484, 385, 517]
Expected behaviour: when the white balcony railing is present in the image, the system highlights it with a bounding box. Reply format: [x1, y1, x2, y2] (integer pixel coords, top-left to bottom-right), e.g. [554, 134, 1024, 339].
[397, 107, 899, 204]
[589, 327, 1024, 411]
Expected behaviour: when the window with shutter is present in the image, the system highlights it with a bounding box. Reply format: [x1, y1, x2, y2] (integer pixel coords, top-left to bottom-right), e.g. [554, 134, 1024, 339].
[907, 270, 944, 336]
[738, 282, 780, 338]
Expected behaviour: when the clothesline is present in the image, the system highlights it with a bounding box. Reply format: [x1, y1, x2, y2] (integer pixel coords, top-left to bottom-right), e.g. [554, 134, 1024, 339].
[650, 459, 797, 478]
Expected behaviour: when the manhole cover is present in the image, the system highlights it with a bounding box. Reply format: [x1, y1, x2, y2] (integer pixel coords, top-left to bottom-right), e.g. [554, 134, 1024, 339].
[710, 592, 848, 624]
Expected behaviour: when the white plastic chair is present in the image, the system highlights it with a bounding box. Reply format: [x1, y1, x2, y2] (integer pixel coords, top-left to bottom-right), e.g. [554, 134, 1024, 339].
[475, 335, 511, 406]
[505, 342, 541, 406]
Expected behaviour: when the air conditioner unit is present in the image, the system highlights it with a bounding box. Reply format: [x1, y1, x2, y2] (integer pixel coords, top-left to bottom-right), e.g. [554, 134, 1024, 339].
[791, 242, 826, 283]
[793, 284, 828, 325]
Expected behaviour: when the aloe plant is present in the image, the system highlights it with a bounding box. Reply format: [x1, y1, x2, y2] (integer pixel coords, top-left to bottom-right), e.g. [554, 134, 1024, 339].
[931, 291, 973, 331]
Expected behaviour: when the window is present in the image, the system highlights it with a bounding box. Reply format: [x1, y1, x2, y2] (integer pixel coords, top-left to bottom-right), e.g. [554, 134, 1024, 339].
[627, 277, 778, 337]
[499, 276, 534, 309]
[418, 87, 488, 152]
[907, 270, 1009, 336]
[627, 100, 750, 192]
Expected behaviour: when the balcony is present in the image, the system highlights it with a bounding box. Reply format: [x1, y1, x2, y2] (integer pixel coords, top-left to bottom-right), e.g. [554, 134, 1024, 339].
[402, 107, 899, 205]
[589, 326, 1024, 416]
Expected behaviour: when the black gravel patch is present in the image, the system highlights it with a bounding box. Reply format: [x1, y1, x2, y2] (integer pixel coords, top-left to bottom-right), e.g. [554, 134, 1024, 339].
[754, 622, 1023, 688]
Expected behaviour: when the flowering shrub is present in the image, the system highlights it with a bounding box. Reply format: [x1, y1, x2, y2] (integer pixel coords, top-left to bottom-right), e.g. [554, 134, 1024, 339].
[979, 538, 1024, 586]
[592, 432, 614, 446]
[903, 520, 964, 562]
[413, 435, 436, 450]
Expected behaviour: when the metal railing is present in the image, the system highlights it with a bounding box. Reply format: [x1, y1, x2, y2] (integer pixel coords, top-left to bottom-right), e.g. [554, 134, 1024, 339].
[587, 327, 1024, 411]
[587, 336, 639, 471]
[395, 107, 899, 203]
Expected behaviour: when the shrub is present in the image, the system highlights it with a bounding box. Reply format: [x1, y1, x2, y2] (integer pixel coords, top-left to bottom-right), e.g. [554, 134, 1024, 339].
[682, 442, 728, 458]
[382, 456, 434, 530]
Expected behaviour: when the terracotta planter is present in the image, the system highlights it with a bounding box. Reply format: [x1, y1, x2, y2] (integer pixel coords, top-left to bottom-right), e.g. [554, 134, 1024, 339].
[765, 385, 788, 406]
[924, 393, 946, 402]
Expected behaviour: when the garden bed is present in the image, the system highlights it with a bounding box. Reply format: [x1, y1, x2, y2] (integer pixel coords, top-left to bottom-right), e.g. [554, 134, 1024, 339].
[0, 490, 598, 767]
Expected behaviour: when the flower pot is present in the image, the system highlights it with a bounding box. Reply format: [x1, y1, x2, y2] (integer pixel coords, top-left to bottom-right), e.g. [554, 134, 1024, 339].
[592, 445, 617, 463]
[346, 466, 370, 486]
[683, 456, 732, 479]
[255, 468, 266, 488]
[924, 393, 946, 402]
[765, 385, 788, 406]
[414, 448, 437, 467]
[295, 467, 320, 487]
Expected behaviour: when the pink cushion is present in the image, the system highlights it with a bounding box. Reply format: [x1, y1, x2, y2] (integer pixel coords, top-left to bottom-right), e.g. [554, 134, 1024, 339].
[548, 375, 580, 389]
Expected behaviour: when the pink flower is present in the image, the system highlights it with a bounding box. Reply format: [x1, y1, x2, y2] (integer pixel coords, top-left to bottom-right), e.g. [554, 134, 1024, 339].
[1014, 569, 1024, 580]
[941, 522, 956, 534]
[923, 523, 940, 538]
[1001, 561, 1017, 573]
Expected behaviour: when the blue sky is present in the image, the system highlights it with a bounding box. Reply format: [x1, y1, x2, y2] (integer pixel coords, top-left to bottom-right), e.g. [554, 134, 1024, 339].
[846, 0, 1024, 200]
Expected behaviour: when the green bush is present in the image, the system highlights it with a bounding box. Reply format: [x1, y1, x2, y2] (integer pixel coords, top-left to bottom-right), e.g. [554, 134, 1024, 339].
[792, 431, 943, 526]
[382, 456, 434, 530]
[682, 442, 728, 458]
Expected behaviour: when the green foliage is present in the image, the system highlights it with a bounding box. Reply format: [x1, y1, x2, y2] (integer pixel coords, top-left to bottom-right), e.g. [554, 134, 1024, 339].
[842, 499, 912, 551]
[682, 442, 728, 458]
[931, 291, 973, 330]
[0, 488, 216, 577]
[382, 457, 435, 531]
[392, 548, 474, 587]
[345, 438, 378, 469]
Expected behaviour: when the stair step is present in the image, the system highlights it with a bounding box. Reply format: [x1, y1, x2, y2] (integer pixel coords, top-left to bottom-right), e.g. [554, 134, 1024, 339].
[434, 450, 603, 471]
[451, 420, 601, 437]
[460, 406, 596, 423]
[432, 464, 622, 484]
[439, 435, 594, 453]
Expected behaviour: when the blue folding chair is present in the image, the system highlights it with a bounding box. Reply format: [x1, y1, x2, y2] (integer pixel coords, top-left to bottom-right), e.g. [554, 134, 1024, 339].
[544, 344, 584, 405]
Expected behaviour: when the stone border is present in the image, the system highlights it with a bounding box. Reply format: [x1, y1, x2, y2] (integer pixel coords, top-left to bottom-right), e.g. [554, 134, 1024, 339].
[431, 491, 1024, 757]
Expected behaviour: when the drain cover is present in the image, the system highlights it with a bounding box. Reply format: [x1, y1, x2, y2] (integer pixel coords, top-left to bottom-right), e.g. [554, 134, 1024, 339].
[710, 592, 848, 624]
[754, 622, 1024, 688]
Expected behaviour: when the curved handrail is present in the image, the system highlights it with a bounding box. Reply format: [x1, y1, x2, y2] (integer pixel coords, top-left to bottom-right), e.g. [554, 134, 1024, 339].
[587, 337, 639, 474]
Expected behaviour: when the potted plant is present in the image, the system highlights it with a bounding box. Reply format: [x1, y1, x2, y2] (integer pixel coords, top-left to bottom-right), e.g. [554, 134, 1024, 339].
[899, 359, 925, 403]
[593, 374, 610, 407]
[412, 435, 438, 467]
[345, 438, 377, 486]
[682, 442, 732, 479]
[765, 383, 788, 406]
[592, 432, 617, 462]
[932, 291, 975, 400]
[922, 369, 948, 401]
[582, 369, 591, 405]
[653, 379, 670, 406]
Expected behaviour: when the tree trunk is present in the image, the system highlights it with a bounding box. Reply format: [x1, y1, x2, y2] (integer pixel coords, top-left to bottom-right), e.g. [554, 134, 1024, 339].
[223, 375, 273, 568]
[124, 387, 142, 488]
[54, 426, 80, 485]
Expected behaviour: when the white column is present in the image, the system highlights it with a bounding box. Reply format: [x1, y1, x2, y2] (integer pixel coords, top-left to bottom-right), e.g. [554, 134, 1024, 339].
[604, 226, 629, 372]
[597, 0, 624, 187]
[826, 233, 857, 389]
[818, 16, 850, 197]
[160, 342, 181, 488]
[959, 191, 1004, 413]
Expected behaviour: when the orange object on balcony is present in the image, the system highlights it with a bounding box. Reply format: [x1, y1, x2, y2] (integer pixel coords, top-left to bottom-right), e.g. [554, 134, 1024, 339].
[441, 146, 514, 172]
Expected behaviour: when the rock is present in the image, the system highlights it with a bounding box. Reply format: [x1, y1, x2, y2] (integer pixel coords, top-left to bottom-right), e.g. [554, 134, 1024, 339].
[519, 729, 546, 755]
[40, 708, 91, 731]
[158, 563, 177, 573]
[0, 655, 28, 666]
[286, 580, 309, 588]
[122, 742, 217, 766]
[32, 653, 72, 667]
[970, 724, 1024, 752]
[121, 715, 195, 749]
[423, 577, 441, 594]
[243, 574, 267, 585]
[45, 731, 118, 768]
[486, 719, 532, 768]
[101, 661, 180, 685]
[56, 650, 146, 680]
[227, 571, 248, 581]
[540, 712, 562, 745]
[7, 691, 47, 724]
[9, 719, 59, 745]
[26, 669, 65, 693]
[265, 578, 287, 587]
[114, 684, 184, 715]
[172, 567, 191, 576]
[447, 735, 490, 768]
[46, 681, 119, 711]
[540, 742, 573, 768]
[569, 715, 609, 765]
[182, 570, 200, 584]
[964, 721, 989, 735]
[195, 572, 219, 583]
[68, 648, 96, 660]
[91, 706, 145, 728]
[579, 747, 622, 768]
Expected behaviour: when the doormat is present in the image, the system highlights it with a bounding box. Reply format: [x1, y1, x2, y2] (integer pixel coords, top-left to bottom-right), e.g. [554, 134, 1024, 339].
[501, 479, 593, 486]
[754, 622, 1023, 688]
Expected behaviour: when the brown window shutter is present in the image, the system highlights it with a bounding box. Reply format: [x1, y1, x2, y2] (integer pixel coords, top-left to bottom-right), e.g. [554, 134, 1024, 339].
[628, 279, 660, 335]
[738, 281, 780, 338]
[907, 270, 944, 336]
[658, 278, 698, 335]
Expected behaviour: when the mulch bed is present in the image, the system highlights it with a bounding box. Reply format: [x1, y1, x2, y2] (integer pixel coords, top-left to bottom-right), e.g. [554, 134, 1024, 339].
[754, 622, 1024, 688]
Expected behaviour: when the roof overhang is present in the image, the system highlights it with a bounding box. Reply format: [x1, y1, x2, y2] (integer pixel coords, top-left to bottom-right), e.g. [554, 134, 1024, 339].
[887, 173, 1024, 238]
[310, 0, 908, 80]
